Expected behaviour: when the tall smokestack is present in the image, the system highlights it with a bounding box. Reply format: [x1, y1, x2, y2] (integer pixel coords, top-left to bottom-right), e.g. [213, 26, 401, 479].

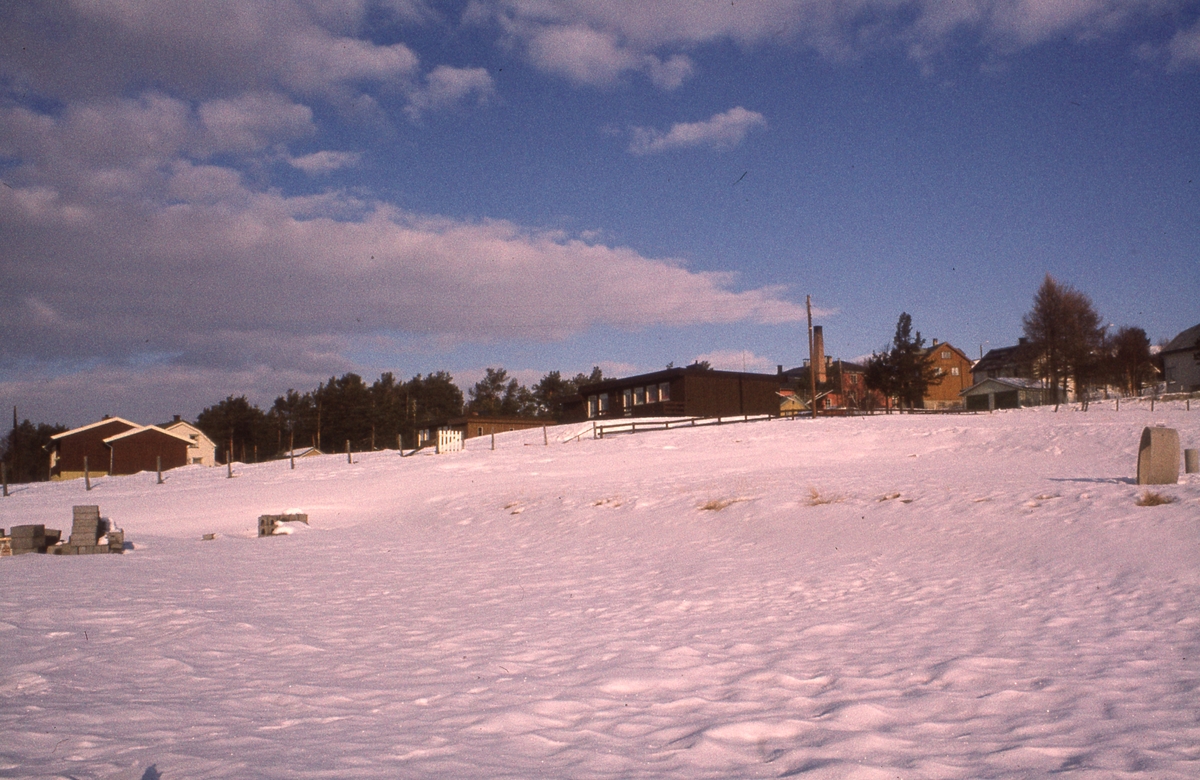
[813, 326, 826, 384]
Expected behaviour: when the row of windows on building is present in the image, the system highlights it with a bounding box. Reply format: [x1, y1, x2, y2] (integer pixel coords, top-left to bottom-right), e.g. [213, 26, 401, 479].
[587, 382, 672, 418]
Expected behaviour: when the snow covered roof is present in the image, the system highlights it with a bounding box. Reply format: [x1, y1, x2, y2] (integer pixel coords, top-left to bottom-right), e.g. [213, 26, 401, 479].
[961, 376, 1046, 395]
[103, 425, 196, 446]
[49, 416, 140, 440]
[1161, 323, 1200, 355]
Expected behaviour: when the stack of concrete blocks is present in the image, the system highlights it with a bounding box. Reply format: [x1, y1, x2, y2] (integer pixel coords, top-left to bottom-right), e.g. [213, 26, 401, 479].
[8, 524, 61, 555]
[1137, 427, 1180, 486]
[258, 513, 309, 537]
[59, 505, 124, 554]
[0, 530, 10, 557]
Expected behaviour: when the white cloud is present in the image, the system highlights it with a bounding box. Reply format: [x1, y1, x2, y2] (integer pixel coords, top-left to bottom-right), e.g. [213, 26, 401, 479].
[692, 350, 777, 373]
[482, 0, 1192, 79]
[629, 107, 767, 155]
[1167, 19, 1200, 67]
[288, 150, 363, 174]
[198, 93, 315, 153]
[405, 65, 496, 118]
[0, 135, 806, 371]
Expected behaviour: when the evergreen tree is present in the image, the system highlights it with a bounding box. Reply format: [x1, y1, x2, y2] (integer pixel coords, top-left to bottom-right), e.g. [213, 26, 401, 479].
[888, 313, 940, 409]
[1, 417, 68, 483]
[466, 367, 533, 416]
[1022, 275, 1105, 405]
[531, 370, 574, 419]
[1108, 326, 1154, 397]
[197, 396, 272, 463]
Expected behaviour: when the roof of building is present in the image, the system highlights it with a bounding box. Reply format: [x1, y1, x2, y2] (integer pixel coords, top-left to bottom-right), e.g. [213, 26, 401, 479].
[49, 416, 140, 441]
[972, 344, 1024, 374]
[1161, 323, 1200, 355]
[961, 377, 1046, 395]
[578, 365, 782, 395]
[103, 425, 195, 446]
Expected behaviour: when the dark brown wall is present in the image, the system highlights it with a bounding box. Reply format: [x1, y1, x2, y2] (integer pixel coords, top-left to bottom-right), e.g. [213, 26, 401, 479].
[54, 420, 138, 475]
[679, 374, 780, 417]
[108, 431, 190, 475]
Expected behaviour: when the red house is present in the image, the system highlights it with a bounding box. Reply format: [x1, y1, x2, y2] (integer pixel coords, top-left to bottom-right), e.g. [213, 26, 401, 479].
[47, 417, 193, 479]
[104, 426, 193, 476]
[47, 417, 139, 480]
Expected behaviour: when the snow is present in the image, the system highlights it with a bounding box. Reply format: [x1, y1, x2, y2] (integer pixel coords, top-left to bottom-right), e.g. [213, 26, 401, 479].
[2, 401, 1199, 779]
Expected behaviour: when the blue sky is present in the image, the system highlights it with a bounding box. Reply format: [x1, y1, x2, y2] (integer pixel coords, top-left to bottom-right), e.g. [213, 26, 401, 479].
[2, 0, 1198, 426]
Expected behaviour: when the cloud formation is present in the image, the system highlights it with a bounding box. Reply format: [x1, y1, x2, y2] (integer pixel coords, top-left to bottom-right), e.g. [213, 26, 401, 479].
[482, 0, 1193, 83]
[0, 93, 805, 375]
[629, 107, 767, 155]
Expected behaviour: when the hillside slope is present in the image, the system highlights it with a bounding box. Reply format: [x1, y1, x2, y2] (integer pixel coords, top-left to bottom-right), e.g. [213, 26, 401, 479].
[3, 403, 1199, 779]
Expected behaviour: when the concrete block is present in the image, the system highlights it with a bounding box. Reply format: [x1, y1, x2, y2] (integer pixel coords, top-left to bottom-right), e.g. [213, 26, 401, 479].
[72, 505, 100, 522]
[0, 537, 11, 557]
[107, 530, 125, 553]
[10, 524, 45, 539]
[1137, 427, 1180, 485]
[258, 515, 280, 537]
[1186, 448, 1198, 475]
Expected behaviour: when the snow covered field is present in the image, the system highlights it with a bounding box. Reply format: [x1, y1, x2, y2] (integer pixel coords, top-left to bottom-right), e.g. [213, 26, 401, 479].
[3, 402, 1199, 779]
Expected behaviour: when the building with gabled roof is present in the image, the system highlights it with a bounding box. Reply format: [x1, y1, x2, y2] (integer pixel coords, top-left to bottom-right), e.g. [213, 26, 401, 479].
[1162, 323, 1200, 394]
[923, 340, 973, 409]
[164, 417, 217, 466]
[103, 426, 193, 476]
[47, 417, 140, 480]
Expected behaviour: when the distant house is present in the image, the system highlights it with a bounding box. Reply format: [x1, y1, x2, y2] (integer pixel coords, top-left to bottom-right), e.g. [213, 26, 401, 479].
[47, 417, 140, 480]
[284, 446, 323, 459]
[961, 377, 1046, 411]
[781, 360, 880, 412]
[971, 340, 1031, 386]
[568, 366, 784, 422]
[419, 415, 546, 445]
[104, 426, 193, 476]
[1161, 323, 1200, 394]
[923, 340, 973, 410]
[164, 417, 217, 466]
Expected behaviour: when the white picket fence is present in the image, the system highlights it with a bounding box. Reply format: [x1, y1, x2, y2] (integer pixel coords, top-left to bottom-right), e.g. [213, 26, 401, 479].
[436, 428, 463, 454]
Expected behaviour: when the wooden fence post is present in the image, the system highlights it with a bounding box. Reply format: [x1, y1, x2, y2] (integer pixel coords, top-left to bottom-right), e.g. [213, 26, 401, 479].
[227, 451, 233, 479]
[156, 455, 163, 484]
[290, 431, 295, 470]
[346, 440, 352, 464]
[84, 456, 91, 491]
[543, 425, 548, 446]
[491, 432, 495, 451]
[2, 463, 7, 497]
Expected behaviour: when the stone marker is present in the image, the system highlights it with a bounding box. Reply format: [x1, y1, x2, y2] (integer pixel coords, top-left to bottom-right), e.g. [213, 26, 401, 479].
[1186, 448, 1199, 475]
[1137, 427, 1180, 485]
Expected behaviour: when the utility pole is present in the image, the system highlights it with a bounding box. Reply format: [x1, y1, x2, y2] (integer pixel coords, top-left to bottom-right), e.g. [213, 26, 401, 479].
[807, 295, 818, 419]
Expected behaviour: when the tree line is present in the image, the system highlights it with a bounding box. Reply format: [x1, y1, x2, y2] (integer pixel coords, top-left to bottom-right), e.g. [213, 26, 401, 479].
[195, 366, 603, 464]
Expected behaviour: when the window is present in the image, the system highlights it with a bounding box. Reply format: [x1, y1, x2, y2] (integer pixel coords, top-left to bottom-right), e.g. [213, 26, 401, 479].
[941, 351, 951, 360]
[588, 395, 599, 418]
[951, 367, 960, 376]
[622, 389, 633, 415]
[633, 386, 645, 405]
[598, 393, 609, 413]
[659, 382, 671, 401]
[646, 385, 658, 403]
[477, 427, 483, 436]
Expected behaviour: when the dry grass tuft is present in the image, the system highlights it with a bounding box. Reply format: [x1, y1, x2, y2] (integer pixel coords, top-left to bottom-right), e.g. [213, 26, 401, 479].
[1135, 491, 1175, 507]
[807, 487, 844, 506]
[700, 498, 744, 512]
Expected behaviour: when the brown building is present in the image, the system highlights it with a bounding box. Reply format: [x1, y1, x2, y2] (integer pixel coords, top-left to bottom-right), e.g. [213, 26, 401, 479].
[782, 359, 885, 412]
[47, 417, 139, 480]
[569, 366, 783, 421]
[104, 426, 193, 476]
[923, 340, 974, 409]
[420, 415, 547, 444]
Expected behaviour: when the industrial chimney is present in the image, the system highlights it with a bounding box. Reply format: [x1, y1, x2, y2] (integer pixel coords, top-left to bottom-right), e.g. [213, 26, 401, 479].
[813, 326, 826, 384]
